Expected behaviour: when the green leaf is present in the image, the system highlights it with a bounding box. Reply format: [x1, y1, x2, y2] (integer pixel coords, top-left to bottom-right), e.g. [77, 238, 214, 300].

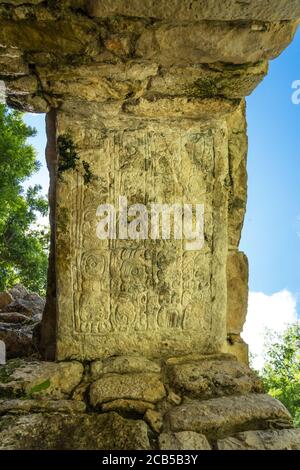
[28, 379, 51, 396]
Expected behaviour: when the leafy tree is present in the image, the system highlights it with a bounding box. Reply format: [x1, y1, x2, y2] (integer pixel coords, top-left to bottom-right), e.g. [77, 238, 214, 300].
[0, 104, 49, 295]
[261, 323, 300, 427]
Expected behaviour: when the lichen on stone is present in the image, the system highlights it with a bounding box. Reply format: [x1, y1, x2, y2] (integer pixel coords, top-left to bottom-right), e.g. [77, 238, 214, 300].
[0, 359, 24, 385]
[82, 160, 96, 185]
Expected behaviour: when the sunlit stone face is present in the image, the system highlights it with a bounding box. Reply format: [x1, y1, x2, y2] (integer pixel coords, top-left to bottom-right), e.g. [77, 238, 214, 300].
[55, 119, 229, 360]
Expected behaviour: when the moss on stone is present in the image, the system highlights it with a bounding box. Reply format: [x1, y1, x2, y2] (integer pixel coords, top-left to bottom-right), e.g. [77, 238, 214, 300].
[0, 359, 23, 384]
[57, 133, 80, 176]
[57, 134, 96, 185]
[187, 78, 219, 98]
[82, 160, 96, 185]
[56, 206, 69, 232]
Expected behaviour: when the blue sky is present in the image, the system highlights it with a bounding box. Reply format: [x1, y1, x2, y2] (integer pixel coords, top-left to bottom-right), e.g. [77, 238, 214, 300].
[240, 28, 300, 317]
[23, 113, 48, 194]
[23, 28, 300, 340]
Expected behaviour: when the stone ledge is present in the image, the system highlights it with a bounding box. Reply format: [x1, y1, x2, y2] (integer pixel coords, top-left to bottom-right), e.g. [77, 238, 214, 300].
[166, 355, 263, 399]
[165, 394, 293, 439]
[0, 412, 151, 450]
[0, 398, 86, 415]
[88, 0, 300, 22]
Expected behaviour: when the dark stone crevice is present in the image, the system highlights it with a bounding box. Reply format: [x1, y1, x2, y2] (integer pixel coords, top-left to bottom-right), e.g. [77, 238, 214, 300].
[39, 108, 57, 361]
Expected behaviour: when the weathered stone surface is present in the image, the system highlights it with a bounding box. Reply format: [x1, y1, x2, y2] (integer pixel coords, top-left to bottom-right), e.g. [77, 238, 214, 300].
[165, 353, 235, 366]
[91, 356, 160, 379]
[36, 61, 267, 104]
[226, 102, 248, 248]
[167, 391, 182, 406]
[149, 62, 268, 100]
[0, 398, 86, 415]
[0, 312, 32, 324]
[0, 46, 28, 77]
[0, 360, 84, 399]
[222, 335, 249, 365]
[226, 251, 249, 335]
[5, 296, 45, 320]
[159, 431, 211, 450]
[88, 0, 300, 21]
[4, 301, 33, 317]
[56, 119, 229, 360]
[1, 9, 296, 69]
[0, 325, 36, 359]
[0, 1, 43, 6]
[0, 286, 44, 359]
[167, 355, 263, 399]
[0, 412, 150, 450]
[0, 292, 13, 310]
[124, 96, 240, 119]
[102, 399, 154, 414]
[90, 373, 166, 407]
[166, 394, 293, 438]
[0, 16, 99, 56]
[144, 409, 163, 433]
[0, 284, 45, 321]
[0, 3, 297, 114]
[0, 3, 299, 414]
[135, 21, 298, 66]
[217, 429, 300, 450]
[7, 284, 28, 301]
[36, 62, 158, 103]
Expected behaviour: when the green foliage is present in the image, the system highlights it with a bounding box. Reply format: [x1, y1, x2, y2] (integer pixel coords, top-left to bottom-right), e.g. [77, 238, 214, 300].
[0, 359, 23, 384]
[28, 379, 51, 397]
[261, 323, 300, 427]
[0, 104, 49, 295]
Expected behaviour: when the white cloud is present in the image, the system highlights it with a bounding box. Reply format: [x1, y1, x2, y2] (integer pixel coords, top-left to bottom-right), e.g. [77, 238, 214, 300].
[242, 290, 298, 370]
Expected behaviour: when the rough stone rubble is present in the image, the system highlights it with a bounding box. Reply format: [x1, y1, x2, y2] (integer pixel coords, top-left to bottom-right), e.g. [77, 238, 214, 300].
[0, 354, 299, 450]
[0, 285, 44, 358]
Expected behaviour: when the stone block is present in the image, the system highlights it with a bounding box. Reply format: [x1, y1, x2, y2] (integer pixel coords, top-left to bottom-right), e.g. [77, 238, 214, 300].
[222, 335, 249, 365]
[56, 120, 229, 360]
[0, 360, 84, 399]
[88, 0, 300, 22]
[167, 355, 262, 399]
[159, 431, 211, 450]
[226, 251, 249, 335]
[0, 412, 150, 450]
[89, 373, 166, 407]
[166, 394, 293, 439]
[102, 399, 154, 414]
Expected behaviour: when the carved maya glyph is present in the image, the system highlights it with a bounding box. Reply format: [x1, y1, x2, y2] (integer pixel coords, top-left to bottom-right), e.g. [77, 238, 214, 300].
[0, 0, 300, 451]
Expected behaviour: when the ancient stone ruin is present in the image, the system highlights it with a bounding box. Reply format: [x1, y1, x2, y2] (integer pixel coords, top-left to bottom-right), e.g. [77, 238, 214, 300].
[0, 0, 300, 450]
